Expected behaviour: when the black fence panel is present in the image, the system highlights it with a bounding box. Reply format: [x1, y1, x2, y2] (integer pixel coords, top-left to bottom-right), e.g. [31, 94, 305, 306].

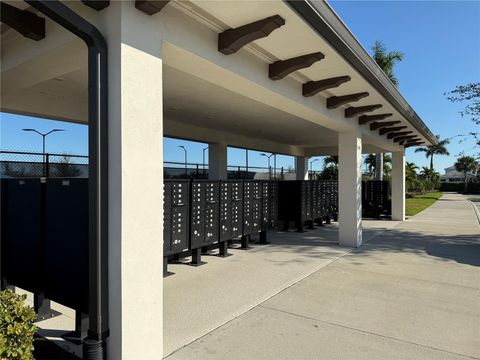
[219, 180, 243, 242]
[44, 178, 89, 313]
[190, 180, 220, 249]
[164, 180, 190, 257]
[2, 179, 42, 293]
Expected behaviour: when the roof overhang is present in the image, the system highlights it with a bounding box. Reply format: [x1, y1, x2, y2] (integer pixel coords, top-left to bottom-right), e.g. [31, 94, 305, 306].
[288, 0, 437, 145]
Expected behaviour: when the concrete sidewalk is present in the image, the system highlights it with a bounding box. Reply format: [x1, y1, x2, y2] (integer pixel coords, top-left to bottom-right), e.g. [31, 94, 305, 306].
[166, 193, 480, 360]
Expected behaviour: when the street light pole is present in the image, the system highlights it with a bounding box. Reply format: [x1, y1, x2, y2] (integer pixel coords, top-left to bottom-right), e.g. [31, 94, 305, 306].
[273, 153, 277, 179]
[260, 153, 274, 180]
[310, 158, 319, 179]
[22, 128, 65, 177]
[202, 146, 208, 175]
[179, 145, 187, 177]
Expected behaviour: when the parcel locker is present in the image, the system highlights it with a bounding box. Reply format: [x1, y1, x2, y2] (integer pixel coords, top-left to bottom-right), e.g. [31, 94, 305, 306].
[243, 180, 262, 236]
[190, 180, 220, 249]
[219, 180, 243, 242]
[268, 181, 279, 229]
[163, 180, 190, 257]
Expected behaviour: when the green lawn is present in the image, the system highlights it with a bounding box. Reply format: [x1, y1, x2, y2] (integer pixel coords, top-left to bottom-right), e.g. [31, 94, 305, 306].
[405, 192, 443, 216]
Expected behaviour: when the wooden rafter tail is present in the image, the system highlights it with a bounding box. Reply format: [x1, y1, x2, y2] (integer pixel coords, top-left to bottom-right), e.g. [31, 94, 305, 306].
[345, 104, 382, 118]
[386, 130, 412, 139]
[218, 15, 285, 55]
[369, 121, 401, 130]
[302, 76, 351, 97]
[269, 52, 325, 80]
[379, 126, 407, 135]
[0, 2, 45, 41]
[81, 0, 110, 11]
[327, 92, 369, 109]
[358, 113, 393, 125]
[135, 1, 170, 15]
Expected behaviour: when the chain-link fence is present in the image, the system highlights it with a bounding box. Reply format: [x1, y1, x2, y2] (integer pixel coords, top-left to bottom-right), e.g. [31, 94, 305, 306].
[1, 151, 89, 178]
[1, 151, 304, 180]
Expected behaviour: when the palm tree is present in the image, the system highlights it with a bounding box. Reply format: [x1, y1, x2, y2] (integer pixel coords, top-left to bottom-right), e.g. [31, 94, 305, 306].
[415, 135, 450, 170]
[372, 40, 404, 86]
[364, 154, 376, 175]
[420, 166, 435, 180]
[406, 162, 419, 179]
[371, 40, 403, 179]
[454, 156, 479, 192]
[323, 156, 338, 169]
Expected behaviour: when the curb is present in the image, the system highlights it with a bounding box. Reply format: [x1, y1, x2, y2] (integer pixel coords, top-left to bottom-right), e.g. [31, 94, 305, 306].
[468, 200, 480, 225]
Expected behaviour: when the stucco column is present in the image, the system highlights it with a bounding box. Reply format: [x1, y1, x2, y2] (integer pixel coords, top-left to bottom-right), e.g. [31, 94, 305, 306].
[391, 150, 405, 221]
[295, 156, 308, 180]
[102, 3, 164, 359]
[338, 131, 362, 247]
[208, 143, 227, 180]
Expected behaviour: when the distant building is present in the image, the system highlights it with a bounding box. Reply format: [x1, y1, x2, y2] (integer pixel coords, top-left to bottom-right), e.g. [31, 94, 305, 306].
[441, 165, 477, 182]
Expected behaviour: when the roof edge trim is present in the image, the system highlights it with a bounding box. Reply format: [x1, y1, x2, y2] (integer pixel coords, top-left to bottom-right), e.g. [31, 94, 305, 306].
[286, 0, 437, 145]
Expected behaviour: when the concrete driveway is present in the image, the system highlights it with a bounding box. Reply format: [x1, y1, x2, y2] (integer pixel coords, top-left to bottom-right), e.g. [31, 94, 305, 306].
[166, 193, 480, 360]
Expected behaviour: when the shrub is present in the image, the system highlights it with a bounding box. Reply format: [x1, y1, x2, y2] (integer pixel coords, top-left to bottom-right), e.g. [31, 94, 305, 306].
[0, 289, 37, 360]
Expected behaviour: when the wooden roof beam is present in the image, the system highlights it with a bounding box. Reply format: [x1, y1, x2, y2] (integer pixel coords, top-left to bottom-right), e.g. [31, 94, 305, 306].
[358, 113, 393, 125]
[379, 126, 407, 135]
[303, 76, 351, 97]
[218, 15, 285, 55]
[327, 92, 369, 109]
[269, 52, 324, 80]
[404, 141, 423, 148]
[345, 104, 382, 118]
[0, 2, 45, 41]
[387, 131, 412, 139]
[394, 135, 417, 143]
[135, 1, 170, 15]
[369, 121, 401, 130]
[81, 1, 110, 11]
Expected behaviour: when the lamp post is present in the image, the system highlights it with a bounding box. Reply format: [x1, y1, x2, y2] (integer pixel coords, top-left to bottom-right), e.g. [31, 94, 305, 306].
[202, 146, 208, 176]
[178, 145, 187, 177]
[273, 153, 277, 179]
[310, 158, 319, 179]
[245, 149, 249, 178]
[260, 153, 274, 180]
[22, 128, 65, 177]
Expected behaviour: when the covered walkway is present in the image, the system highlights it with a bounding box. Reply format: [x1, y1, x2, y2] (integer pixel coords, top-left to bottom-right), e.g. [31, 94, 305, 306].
[167, 193, 480, 360]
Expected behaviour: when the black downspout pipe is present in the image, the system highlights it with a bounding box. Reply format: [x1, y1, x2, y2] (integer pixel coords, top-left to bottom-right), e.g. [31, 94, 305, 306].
[25, 1, 109, 359]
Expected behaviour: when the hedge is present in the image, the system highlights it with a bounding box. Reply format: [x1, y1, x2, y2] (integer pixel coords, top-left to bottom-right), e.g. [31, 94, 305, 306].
[440, 182, 480, 193]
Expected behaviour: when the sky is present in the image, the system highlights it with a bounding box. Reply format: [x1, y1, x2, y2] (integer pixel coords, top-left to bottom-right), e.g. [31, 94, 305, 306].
[1, 0, 479, 174]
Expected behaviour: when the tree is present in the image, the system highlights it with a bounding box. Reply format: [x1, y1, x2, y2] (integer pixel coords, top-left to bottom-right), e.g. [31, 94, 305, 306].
[446, 82, 480, 155]
[323, 156, 338, 169]
[406, 162, 418, 179]
[454, 156, 479, 192]
[371, 40, 404, 87]
[52, 155, 82, 177]
[364, 154, 376, 175]
[414, 134, 450, 170]
[371, 40, 403, 179]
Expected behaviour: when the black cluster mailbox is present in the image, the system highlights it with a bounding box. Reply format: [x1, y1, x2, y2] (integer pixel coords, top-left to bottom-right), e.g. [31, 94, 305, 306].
[278, 180, 339, 231]
[268, 181, 279, 229]
[242, 180, 269, 247]
[219, 180, 243, 253]
[163, 180, 190, 272]
[190, 180, 220, 265]
[362, 180, 391, 218]
[162, 179, 272, 274]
